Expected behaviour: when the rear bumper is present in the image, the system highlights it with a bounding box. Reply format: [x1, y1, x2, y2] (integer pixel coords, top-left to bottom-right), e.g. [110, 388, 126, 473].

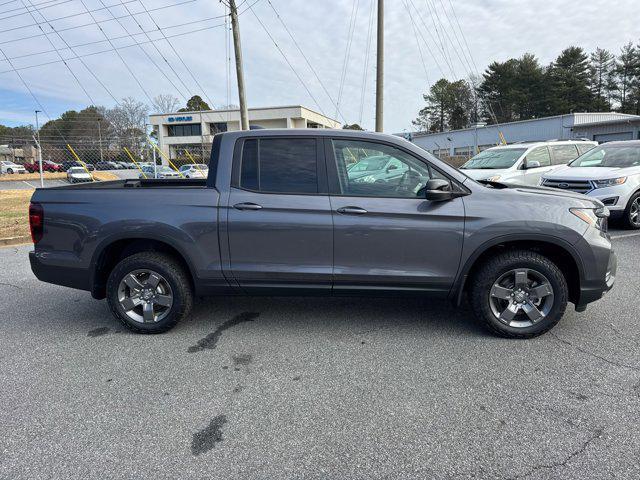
[29, 250, 91, 292]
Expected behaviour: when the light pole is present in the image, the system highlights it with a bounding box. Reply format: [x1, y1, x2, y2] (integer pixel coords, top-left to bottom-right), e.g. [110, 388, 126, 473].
[35, 110, 43, 187]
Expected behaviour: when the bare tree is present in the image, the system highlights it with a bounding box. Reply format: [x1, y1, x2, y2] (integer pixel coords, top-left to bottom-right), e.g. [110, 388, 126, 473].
[152, 94, 181, 114]
[102, 97, 149, 154]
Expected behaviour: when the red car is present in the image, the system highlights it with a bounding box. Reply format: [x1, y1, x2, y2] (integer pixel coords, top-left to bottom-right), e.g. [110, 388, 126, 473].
[23, 160, 63, 173]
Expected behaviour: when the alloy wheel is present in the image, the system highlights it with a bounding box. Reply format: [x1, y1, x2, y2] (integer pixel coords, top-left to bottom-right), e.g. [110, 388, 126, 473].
[117, 269, 173, 323]
[488, 268, 555, 328]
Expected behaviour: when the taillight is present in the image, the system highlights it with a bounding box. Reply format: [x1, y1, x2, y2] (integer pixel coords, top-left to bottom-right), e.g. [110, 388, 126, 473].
[29, 202, 43, 244]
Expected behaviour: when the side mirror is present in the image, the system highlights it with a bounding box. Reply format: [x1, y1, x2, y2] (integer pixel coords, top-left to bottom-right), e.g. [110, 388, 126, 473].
[524, 159, 541, 169]
[386, 164, 398, 172]
[424, 178, 453, 201]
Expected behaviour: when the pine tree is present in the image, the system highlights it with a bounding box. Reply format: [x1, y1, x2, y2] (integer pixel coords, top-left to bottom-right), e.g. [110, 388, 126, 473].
[615, 42, 640, 113]
[546, 47, 592, 115]
[589, 48, 616, 111]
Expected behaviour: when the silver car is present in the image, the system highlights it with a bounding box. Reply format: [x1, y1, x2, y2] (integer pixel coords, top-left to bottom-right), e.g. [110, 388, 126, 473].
[67, 166, 93, 183]
[542, 141, 640, 229]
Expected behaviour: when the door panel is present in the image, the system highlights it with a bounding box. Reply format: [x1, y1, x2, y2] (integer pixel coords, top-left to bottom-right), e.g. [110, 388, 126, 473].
[325, 137, 465, 293]
[330, 195, 465, 291]
[227, 188, 333, 290]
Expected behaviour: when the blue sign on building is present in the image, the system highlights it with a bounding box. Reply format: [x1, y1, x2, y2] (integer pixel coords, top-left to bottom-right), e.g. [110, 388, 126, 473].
[167, 116, 193, 123]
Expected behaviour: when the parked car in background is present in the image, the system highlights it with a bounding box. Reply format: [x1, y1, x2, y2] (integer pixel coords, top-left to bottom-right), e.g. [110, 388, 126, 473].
[61, 161, 95, 172]
[346, 155, 409, 184]
[30, 129, 616, 339]
[459, 140, 597, 185]
[0, 160, 26, 174]
[66, 166, 93, 183]
[138, 165, 180, 179]
[23, 160, 62, 173]
[542, 141, 640, 229]
[178, 163, 208, 178]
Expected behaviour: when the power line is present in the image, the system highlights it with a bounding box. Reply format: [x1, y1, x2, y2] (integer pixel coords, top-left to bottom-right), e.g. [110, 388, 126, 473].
[404, 0, 446, 78]
[0, 0, 197, 39]
[0, 0, 75, 20]
[20, 0, 97, 105]
[247, 3, 327, 117]
[335, 0, 360, 120]
[99, 0, 189, 102]
[0, 22, 226, 74]
[0, 15, 225, 55]
[135, 0, 215, 108]
[265, 0, 346, 123]
[403, 0, 429, 84]
[358, 0, 375, 125]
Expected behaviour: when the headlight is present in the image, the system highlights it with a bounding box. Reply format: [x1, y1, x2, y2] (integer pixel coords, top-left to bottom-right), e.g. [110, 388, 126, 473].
[486, 175, 501, 182]
[570, 206, 609, 231]
[594, 177, 626, 188]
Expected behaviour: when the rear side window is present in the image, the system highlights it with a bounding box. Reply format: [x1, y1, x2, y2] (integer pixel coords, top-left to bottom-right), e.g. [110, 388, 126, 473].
[577, 143, 596, 155]
[240, 138, 318, 194]
[550, 145, 579, 165]
[525, 147, 551, 167]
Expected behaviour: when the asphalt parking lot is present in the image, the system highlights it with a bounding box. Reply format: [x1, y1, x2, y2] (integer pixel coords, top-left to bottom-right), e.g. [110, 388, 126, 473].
[1, 231, 639, 479]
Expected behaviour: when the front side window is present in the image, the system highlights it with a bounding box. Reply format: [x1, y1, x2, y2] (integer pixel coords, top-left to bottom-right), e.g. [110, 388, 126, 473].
[550, 144, 579, 165]
[240, 138, 318, 194]
[332, 139, 439, 198]
[525, 147, 551, 167]
[460, 148, 526, 170]
[570, 145, 640, 168]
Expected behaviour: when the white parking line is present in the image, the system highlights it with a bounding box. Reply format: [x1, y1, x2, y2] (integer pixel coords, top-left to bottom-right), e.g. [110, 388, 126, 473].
[22, 181, 37, 189]
[610, 231, 640, 240]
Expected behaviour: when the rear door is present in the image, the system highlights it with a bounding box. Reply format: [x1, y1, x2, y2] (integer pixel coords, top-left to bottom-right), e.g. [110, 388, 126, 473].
[226, 136, 333, 292]
[325, 137, 465, 293]
[521, 146, 553, 185]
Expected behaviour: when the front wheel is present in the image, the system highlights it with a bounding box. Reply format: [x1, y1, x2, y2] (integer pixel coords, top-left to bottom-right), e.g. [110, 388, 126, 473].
[106, 252, 193, 333]
[7, 168, 13, 174]
[624, 192, 640, 230]
[469, 250, 568, 338]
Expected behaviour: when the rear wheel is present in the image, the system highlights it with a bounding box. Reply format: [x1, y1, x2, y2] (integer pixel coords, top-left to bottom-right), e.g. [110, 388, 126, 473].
[7, 168, 13, 174]
[469, 250, 568, 338]
[624, 192, 640, 230]
[106, 252, 193, 333]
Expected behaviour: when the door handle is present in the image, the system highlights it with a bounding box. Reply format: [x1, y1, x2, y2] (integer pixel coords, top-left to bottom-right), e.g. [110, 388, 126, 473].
[233, 202, 263, 211]
[336, 206, 368, 215]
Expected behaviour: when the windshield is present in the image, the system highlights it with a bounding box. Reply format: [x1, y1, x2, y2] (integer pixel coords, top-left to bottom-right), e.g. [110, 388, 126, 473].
[347, 156, 389, 172]
[460, 148, 526, 169]
[569, 145, 640, 168]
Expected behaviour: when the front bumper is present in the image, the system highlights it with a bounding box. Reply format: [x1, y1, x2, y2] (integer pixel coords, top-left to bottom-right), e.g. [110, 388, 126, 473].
[574, 228, 617, 311]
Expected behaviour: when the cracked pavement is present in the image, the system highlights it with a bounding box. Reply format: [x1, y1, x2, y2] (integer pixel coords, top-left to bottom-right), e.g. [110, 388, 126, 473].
[0, 231, 639, 479]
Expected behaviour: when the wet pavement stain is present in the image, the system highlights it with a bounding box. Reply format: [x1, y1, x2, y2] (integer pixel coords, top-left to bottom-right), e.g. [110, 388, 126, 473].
[191, 415, 227, 455]
[87, 327, 110, 337]
[233, 354, 252, 366]
[187, 312, 260, 353]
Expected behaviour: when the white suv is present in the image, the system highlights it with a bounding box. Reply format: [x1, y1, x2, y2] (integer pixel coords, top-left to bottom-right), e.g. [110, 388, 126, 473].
[542, 141, 640, 229]
[459, 140, 597, 186]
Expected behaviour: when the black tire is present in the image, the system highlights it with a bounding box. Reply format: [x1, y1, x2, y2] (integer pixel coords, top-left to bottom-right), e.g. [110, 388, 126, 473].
[106, 252, 193, 334]
[7, 168, 13, 174]
[469, 250, 568, 339]
[623, 191, 640, 230]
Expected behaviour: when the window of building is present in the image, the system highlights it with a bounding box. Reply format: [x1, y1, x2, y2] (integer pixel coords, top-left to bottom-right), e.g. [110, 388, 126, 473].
[550, 144, 579, 165]
[167, 123, 202, 137]
[240, 138, 318, 194]
[210, 122, 227, 134]
[332, 139, 442, 198]
[454, 146, 472, 157]
[525, 146, 551, 167]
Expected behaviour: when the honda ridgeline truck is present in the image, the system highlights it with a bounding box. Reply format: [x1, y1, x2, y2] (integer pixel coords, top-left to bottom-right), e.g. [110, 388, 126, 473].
[29, 130, 617, 338]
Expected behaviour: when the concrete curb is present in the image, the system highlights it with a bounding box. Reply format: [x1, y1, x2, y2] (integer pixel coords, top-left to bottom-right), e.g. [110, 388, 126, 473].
[0, 236, 31, 247]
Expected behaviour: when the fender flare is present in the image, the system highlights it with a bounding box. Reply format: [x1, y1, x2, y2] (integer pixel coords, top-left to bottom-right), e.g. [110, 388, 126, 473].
[449, 233, 585, 305]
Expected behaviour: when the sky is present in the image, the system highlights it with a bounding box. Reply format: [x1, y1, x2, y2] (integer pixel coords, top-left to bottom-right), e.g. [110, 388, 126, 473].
[0, 0, 638, 133]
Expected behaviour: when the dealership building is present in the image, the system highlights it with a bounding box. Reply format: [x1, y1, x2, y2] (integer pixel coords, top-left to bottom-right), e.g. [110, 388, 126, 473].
[149, 105, 340, 160]
[404, 112, 640, 158]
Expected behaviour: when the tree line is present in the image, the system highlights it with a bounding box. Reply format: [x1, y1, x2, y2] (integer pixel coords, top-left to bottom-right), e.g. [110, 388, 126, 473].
[413, 42, 640, 132]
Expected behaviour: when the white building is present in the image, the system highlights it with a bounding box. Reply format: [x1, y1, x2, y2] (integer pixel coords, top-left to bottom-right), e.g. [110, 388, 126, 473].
[149, 105, 340, 160]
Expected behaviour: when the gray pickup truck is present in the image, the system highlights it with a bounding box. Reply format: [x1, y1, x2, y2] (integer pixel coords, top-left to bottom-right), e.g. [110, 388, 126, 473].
[29, 129, 617, 338]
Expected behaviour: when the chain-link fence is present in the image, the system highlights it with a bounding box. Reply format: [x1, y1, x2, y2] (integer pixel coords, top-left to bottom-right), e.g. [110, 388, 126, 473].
[0, 137, 212, 179]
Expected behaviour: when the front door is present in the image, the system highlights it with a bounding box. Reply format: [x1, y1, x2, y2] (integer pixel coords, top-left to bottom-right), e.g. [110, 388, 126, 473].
[521, 146, 554, 185]
[326, 138, 465, 293]
[227, 137, 333, 292]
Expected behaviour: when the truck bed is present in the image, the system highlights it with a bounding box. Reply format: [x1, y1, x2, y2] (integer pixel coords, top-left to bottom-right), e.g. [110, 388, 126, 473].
[49, 178, 209, 190]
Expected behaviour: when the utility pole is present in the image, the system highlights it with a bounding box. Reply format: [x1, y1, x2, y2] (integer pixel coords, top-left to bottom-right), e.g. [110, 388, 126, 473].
[229, 0, 249, 130]
[375, 0, 384, 132]
[35, 110, 44, 187]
